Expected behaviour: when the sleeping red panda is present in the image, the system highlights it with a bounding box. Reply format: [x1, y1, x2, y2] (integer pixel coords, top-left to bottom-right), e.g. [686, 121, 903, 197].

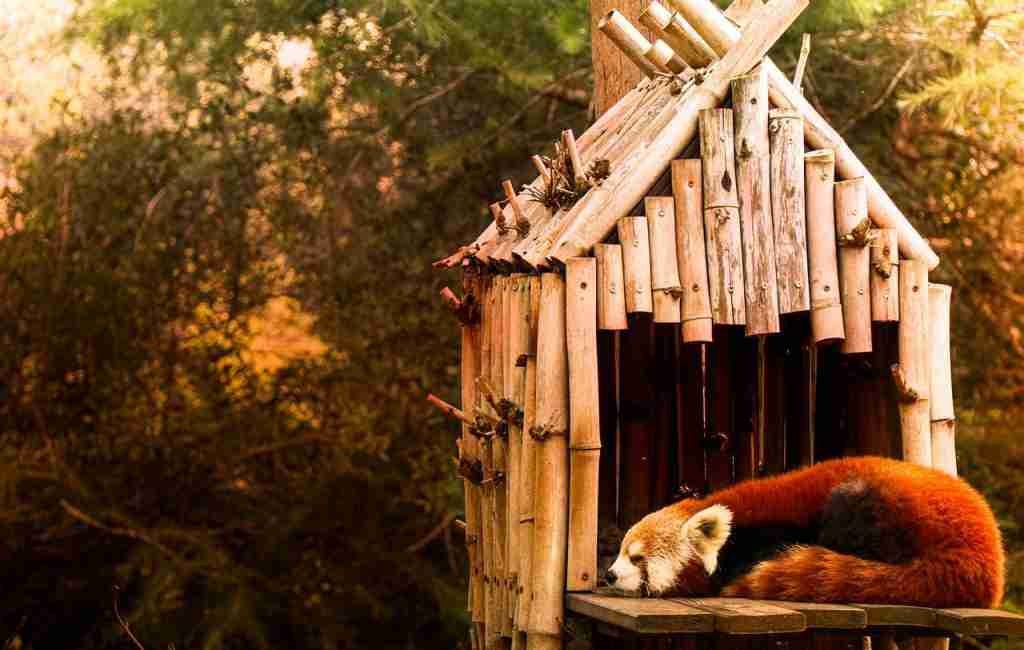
[605, 456, 1004, 607]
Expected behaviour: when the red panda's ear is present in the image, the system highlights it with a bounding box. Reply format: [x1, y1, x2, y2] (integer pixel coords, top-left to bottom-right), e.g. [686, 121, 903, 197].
[684, 505, 733, 575]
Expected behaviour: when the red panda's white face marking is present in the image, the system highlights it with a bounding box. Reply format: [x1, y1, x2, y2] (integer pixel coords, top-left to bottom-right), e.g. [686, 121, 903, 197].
[606, 504, 733, 596]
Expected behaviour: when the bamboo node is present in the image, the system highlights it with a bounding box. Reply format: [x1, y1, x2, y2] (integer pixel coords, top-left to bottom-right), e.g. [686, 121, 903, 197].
[838, 218, 877, 248]
[890, 364, 922, 403]
[660, 285, 685, 298]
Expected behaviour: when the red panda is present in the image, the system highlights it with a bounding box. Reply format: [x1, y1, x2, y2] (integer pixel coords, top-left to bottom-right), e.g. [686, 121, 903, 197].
[605, 456, 1004, 607]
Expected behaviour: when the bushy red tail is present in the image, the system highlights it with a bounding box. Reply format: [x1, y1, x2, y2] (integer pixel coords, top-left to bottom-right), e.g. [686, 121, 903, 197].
[720, 545, 1002, 608]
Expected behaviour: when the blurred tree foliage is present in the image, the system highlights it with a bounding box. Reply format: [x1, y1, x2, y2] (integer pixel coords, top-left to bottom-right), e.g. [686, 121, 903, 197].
[0, 0, 1020, 648]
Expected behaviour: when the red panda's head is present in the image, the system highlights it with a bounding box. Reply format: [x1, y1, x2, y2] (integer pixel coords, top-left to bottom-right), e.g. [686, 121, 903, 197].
[605, 502, 732, 596]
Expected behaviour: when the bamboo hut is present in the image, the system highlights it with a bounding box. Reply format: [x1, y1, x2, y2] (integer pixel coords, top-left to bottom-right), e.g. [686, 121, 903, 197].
[430, 0, 1024, 648]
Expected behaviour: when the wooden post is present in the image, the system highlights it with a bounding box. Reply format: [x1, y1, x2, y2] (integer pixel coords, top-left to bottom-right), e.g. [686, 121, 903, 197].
[929, 283, 956, 475]
[566, 258, 601, 592]
[731, 65, 780, 335]
[835, 179, 871, 354]
[672, 159, 714, 342]
[516, 277, 542, 639]
[805, 149, 844, 344]
[646, 197, 682, 324]
[663, 0, 940, 269]
[769, 109, 810, 314]
[595, 244, 629, 330]
[617, 217, 654, 314]
[462, 274, 486, 634]
[639, 0, 717, 67]
[527, 273, 569, 646]
[596, 10, 661, 79]
[871, 229, 900, 322]
[699, 108, 746, 326]
[898, 259, 932, 467]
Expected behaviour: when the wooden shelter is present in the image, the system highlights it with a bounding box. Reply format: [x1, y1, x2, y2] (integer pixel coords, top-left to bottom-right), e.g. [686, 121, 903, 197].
[430, 0, 1024, 648]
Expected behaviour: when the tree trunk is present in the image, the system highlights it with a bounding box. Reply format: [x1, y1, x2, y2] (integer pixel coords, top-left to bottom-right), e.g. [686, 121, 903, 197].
[591, 0, 652, 116]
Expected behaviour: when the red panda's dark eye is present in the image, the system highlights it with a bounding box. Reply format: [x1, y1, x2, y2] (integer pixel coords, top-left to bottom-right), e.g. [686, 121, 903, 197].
[630, 555, 645, 564]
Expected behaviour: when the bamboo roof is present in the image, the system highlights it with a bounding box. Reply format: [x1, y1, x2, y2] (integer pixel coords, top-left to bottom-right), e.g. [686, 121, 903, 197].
[439, 0, 939, 274]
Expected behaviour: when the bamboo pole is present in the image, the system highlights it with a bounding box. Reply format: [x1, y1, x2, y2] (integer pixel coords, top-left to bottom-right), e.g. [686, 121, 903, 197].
[663, 0, 939, 269]
[507, 275, 531, 630]
[516, 277, 542, 639]
[527, 273, 569, 646]
[871, 228, 900, 322]
[546, 0, 812, 264]
[646, 197, 683, 323]
[595, 244, 629, 330]
[478, 278, 498, 649]
[731, 65, 780, 335]
[462, 273, 486, 633]
[835, 179, 872, 354]
[639, 0, 717, 67]
[645, 39, 688, 74]
[929, 283, 956, 475]
[597, 10, 661, 77]
[566, 258, 601, 592]
[617, 217, 654, 314]
[805, 149, 844, 344]
[898, 259, 932, 467]
[490, 277, 510, 640]
[769, 109, 809, 313]
[699, 108, 746, 325]
[672, 159, 714, 342]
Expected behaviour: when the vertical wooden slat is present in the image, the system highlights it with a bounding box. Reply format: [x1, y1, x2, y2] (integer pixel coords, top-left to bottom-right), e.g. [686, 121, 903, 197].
[567, 259, 601, 592]
[835, 179, 872, 354]
[805, 149, 844, 344]
[597, 330, 621, 563]
[652, 326, 680, 507]
[898, 259, 931, 467]
[619, 314, 656, 527]
[672, 160, 714, 343]
[479, 277, 499, 650]
[508, 275, 531, 629]
[769, 109, 809, 314]
[527, 273, 570, 646]
[462, 272, 486, 632]
[517, 276, 542, 638]
[699, 109, 746, 325]
[731, 64, 780, 336]
[929, 283, 956, 475]
[619, 217, 655, 314]
[677, 342, 707, 495]
[492, 276, 511, 639]
[647, 197, 683, 323]
[871, 228, 900, 322]
[596, 244, 629, 330]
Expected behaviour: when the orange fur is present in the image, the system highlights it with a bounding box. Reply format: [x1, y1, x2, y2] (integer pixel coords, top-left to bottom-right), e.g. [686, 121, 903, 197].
[637, 457, 1005, 607]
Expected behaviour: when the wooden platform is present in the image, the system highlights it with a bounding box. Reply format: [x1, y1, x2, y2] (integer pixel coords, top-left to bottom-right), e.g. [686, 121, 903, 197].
[567, 593, 1024, 637]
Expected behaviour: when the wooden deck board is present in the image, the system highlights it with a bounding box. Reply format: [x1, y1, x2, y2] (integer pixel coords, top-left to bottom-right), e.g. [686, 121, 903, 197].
[671, 598, 807, 634]
[566, 593, 715, 634]
[852, 604, 937, 628]
[567, 594, 1024, 638]
[760, 601, 867, 629]
[934, 608, 1024, 636]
